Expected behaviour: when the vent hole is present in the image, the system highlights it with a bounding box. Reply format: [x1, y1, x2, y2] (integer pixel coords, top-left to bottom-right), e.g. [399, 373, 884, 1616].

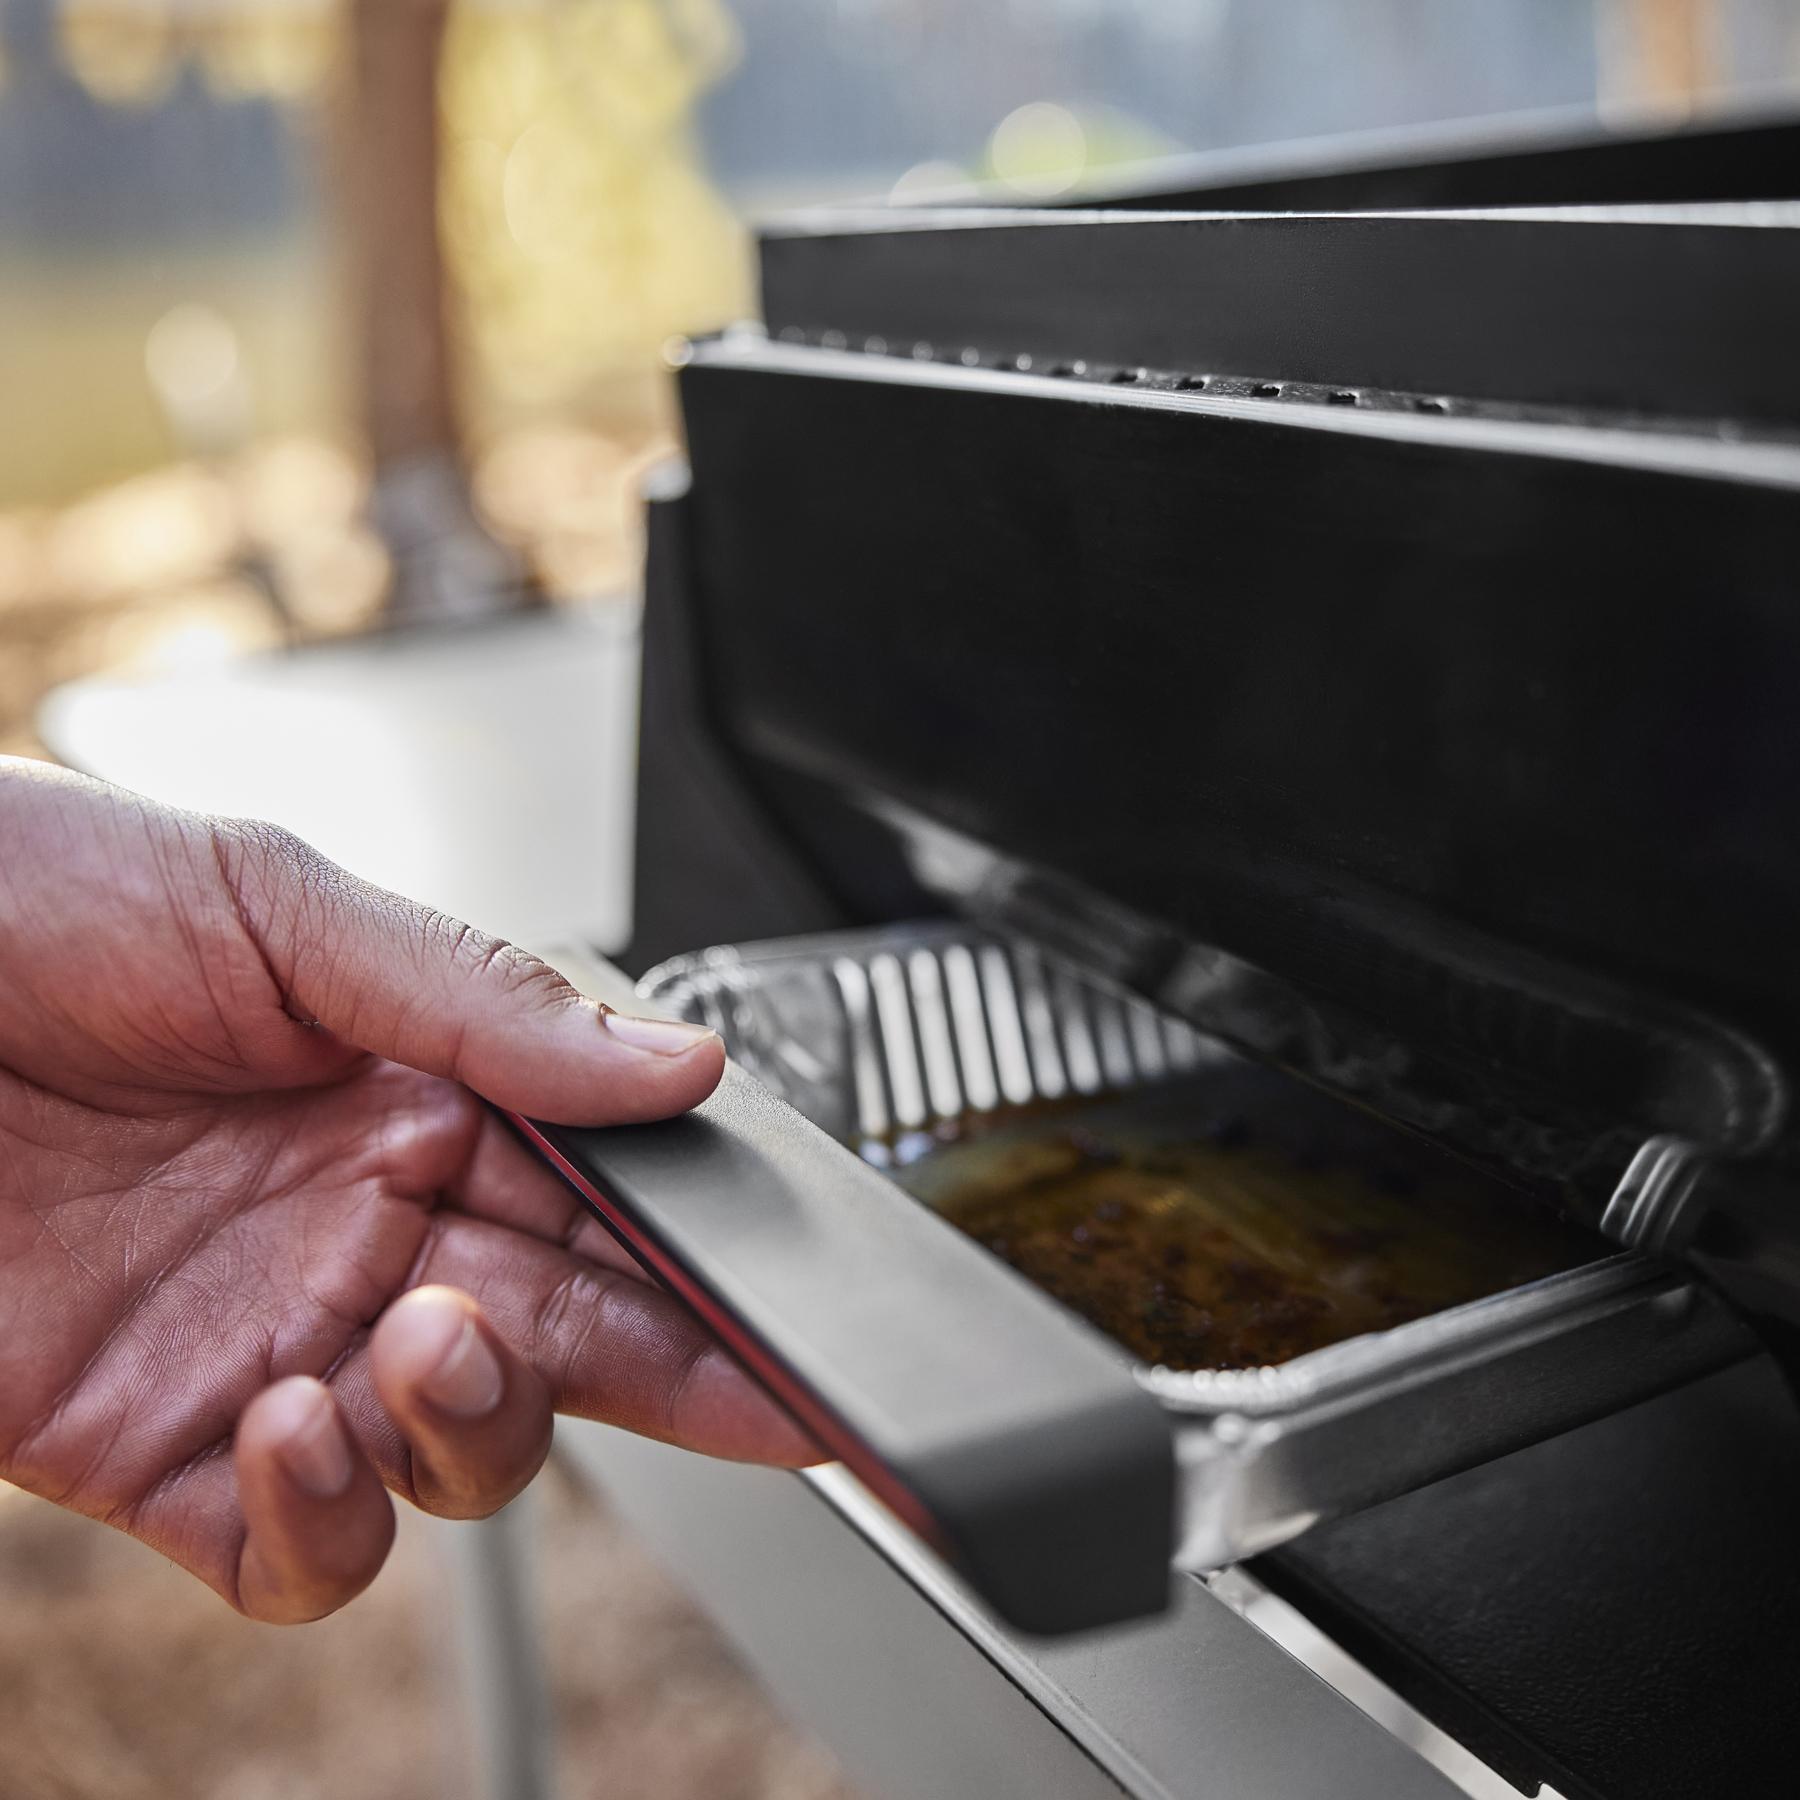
[1415, 396, 1449, 414]
[1251, 381, 1282, 398]
[1328, 389, 1359, 406]
[1110, 367, 1147, 385]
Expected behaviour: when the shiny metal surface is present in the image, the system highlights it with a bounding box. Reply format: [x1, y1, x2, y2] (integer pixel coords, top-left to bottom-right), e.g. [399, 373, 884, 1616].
[1202, 1567, 1567, 1800]
[554, 1417, 1467, 1800]
[863, 802, 1790, 1211]
[1604, 1135, 1710, 1255]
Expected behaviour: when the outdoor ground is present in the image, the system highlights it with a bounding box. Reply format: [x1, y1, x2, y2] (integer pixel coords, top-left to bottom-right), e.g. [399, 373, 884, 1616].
[0, 1456, 860, 1800]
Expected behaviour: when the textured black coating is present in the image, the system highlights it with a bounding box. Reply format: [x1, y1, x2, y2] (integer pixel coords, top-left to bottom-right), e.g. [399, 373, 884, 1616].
[1259, 1356, 1800, 1800]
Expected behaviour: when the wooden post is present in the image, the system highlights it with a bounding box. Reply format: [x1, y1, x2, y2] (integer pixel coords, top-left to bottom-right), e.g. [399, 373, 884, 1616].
[342, 0, 457, 465]
[1598, 0, 1720, 115]
[336, 0, 526, 624]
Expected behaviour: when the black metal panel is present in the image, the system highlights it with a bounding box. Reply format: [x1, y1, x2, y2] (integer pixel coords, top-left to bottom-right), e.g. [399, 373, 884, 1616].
[628, 470, 852, 975]
[1040, 108, 1800, 212]
[760, 207, 1800, 428]
[676, 346, 1800, 1207]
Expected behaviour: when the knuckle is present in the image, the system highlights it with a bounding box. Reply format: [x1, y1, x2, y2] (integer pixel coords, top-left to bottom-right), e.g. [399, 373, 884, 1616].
[531, 1267, 608, 1393]
[218, 816, 312, 882]
[212, 815, 345, 942]
[462, 932, 577, 1008]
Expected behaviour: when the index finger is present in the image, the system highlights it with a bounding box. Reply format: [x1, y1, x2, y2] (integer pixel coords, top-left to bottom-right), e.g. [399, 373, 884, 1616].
[335, 1214, 821, 1474]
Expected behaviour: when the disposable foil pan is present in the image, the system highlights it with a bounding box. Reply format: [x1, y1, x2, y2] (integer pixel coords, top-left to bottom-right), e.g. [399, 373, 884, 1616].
[640, 924, 1757, 1568]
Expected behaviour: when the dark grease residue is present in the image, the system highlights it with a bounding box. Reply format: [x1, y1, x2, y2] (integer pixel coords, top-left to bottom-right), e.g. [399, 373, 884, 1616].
[895, 1106, 1597, 1371]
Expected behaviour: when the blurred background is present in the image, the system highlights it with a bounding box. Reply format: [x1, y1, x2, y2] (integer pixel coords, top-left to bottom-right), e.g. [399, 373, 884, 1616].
[1, 2, 1797, 1796]
[4, 0, 1800, 760]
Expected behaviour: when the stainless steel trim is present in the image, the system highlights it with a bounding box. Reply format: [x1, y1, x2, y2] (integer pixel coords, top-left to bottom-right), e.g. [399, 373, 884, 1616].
[1164, 1259, 1746, 1568]
[1203, 1566, 1568, 1800]
[697, 331, 1800, 494]
[1147, 1255, 1686, 1416]
[554, 1416, 1469, 1800]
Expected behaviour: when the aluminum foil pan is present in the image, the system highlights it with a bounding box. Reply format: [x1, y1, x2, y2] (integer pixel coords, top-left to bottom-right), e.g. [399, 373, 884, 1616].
[642, 921, 1214, 1160]
[638, 924, 1754, 1567]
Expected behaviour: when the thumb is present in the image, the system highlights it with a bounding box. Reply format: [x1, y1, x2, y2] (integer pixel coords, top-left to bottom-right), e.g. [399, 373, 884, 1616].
[214, 820, 723, 1124]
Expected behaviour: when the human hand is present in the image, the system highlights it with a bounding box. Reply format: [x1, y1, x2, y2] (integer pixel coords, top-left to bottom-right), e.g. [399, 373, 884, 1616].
[0, 758, 812, 1622]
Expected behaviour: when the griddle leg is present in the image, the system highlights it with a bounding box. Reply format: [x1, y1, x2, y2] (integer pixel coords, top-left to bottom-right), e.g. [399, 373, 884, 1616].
[439, 1490, 555, 1800]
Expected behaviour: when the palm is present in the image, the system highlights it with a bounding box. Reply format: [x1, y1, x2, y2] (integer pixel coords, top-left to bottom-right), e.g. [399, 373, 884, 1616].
[0, 761, 807, 1620]
[9, 1055, 737, 1590]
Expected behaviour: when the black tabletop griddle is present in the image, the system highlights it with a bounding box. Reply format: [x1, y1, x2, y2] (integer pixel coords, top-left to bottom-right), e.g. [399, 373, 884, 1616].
[615, 112, 1800, 1800]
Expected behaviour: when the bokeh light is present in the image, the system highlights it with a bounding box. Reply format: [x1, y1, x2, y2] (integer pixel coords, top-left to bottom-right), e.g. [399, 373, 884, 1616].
[56, 0, 180, 107]
[987, 100, 1088, 198]
[440, 0, 750, 420]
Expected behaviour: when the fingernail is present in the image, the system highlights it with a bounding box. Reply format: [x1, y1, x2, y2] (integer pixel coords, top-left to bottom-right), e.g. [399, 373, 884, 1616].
[422, 1313, 506, 1419]
[276, 1388, 355, 1500]
[601, 1012, 720, 1056]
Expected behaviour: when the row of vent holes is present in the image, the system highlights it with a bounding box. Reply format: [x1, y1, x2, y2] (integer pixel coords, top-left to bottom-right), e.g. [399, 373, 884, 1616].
[1058, 365, 1451, 414]
[779, 327, 1453, 416]
[832, 943, 1208, 1143]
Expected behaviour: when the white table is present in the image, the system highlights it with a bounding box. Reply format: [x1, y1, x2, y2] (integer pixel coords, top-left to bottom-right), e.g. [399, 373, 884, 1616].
[40, 603, 639, 952]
